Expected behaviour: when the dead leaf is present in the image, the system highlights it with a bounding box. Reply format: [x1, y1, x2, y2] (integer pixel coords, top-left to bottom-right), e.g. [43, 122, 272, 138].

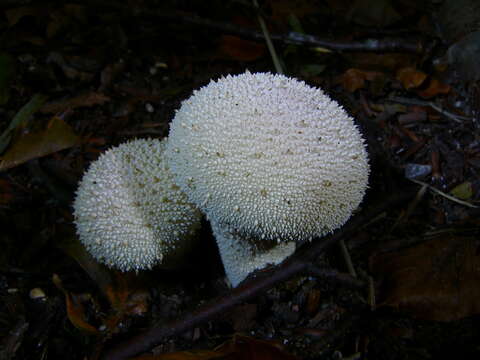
[370, 234, 480, 321]
[58, 229, 115, 297]
[348, 0, 401, 27]
[134, 335, 299, 360]
[0, 53, 15, 105]
[40, 92, 110, 114]
[396, 67, 427, 90]
[417, 78, 451, 98]
[58, 229, 149, 332]
[133, 350, 227, 360]
[0, 94, 48, 154]
[52, 274, 99, 334]
[0, 115, 79, 171]
[341, 69, 366, 92]
[266, 0, 317, 25]
[5, 6, 43, 27]
[0, 178, 14, 206]
[230, 304, 257, 332]
[340, 68, 384, 92]
[218, 35, 266, 62]
[218, 335, 299, 360]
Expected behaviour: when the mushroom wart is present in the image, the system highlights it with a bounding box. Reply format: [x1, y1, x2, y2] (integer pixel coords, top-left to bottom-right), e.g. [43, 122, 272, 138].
[166, 71, 369, 286]
[73, 138, 201, 272]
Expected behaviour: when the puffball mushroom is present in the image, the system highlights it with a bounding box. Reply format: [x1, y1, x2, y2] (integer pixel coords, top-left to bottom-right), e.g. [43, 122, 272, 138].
[166, 71, 369, 286]
[73, 138, 202, 272]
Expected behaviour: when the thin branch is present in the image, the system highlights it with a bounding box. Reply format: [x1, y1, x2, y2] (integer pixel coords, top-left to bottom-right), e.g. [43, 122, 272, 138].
[409, 178, 479, 208]
[135, 10, 424, 54]
[101, 188, 416, 360]
[252, 0, 284, 74]
[388, 96, 471, 123]
[339, 238, 357, 277]
[306, 265, 364, 289]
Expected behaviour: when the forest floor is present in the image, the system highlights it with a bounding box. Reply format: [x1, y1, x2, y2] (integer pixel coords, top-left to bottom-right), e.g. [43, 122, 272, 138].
[1, 1, 479, 360]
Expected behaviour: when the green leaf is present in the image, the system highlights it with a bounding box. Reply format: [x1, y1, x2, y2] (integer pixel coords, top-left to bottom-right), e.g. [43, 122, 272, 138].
[450, 181, 473, 200]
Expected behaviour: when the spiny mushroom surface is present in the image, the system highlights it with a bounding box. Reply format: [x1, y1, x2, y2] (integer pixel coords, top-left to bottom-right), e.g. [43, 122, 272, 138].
[73, 138, 202, 272]
[166, 71, 369, 285]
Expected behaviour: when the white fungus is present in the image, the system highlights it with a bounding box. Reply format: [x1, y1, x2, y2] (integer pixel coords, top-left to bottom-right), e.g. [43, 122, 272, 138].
[73, 138, 202, 272]
[166, 71, 369, 286]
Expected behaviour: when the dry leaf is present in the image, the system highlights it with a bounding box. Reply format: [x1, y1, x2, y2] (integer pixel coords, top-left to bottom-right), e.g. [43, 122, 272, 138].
[348, 0, 401, 27]
[134, 335, 299, 360]
[417, 78, 451, 98]
[40, 92, 110, 114]
[396, 67, 427, 90]
[59, 230, 149, 332]
[340, 68, 384, 92]
[218, 35, 266, 62]
[5, 6, 43, 27]
[370, 234, 480, 321]
[134, 350, 227, 360]
[218, 334, 299, 360]
[266, 0, 317, 25]
[0, 178, 13, 206]
[0, 116, 79, 171]
[52, 274, 99, 334]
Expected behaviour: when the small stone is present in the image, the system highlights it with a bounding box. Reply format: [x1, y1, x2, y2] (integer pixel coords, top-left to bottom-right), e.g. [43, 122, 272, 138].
[29, 287, 46, 300]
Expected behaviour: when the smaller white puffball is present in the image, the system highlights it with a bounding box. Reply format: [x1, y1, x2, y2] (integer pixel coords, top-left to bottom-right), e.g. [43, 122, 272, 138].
[73, 138, 201, 271]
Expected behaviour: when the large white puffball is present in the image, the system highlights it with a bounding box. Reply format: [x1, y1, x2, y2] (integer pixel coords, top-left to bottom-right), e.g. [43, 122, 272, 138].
[166, 72, 369, 243]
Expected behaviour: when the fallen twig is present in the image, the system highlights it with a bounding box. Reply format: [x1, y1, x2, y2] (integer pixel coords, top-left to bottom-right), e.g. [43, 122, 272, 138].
[388, 96, 471, 123]
[93, 3, 425, 54]
[409, 178, 479, 208]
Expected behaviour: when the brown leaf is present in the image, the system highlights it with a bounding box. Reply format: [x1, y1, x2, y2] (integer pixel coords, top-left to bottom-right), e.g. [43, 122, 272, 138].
[52, 274, 99, 334]
[134, 335, 299, 360]
[348, 0, 401, 27]
[40, 92, 110, 114]
[370, 234, 480, 321]
[0, 178, 14, 206]
[104, 272, 149, 315]
[340, 68, 366, 92]
[340, 68, 384, 92]
[218, 35, 266, 62]
[230, 304, 257, 332]
[396, 67, 427, 89]
[133, 350, 227, 360]
[0, 116, 80, 171]
[417, 78, 451, 98]
[5, 7, 43, 27]
[218, 335, 299, 360]
[58, 230, 149, 333]
[266, 0, 317, 24]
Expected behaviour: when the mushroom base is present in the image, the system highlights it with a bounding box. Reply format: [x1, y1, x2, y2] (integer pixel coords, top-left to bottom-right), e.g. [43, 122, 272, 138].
[211, 220, 296, 287]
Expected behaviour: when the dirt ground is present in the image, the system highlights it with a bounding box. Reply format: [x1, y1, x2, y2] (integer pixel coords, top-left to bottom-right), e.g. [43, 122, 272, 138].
[1, 1, 479, 359]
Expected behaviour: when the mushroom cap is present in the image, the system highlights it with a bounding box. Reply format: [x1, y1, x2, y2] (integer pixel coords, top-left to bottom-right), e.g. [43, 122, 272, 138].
[73, 138, 202, 271]
[166, 72, 369, 243]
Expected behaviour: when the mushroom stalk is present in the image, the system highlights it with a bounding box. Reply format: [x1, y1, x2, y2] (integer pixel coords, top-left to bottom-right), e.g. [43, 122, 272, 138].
[210, 220, 295, 287]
